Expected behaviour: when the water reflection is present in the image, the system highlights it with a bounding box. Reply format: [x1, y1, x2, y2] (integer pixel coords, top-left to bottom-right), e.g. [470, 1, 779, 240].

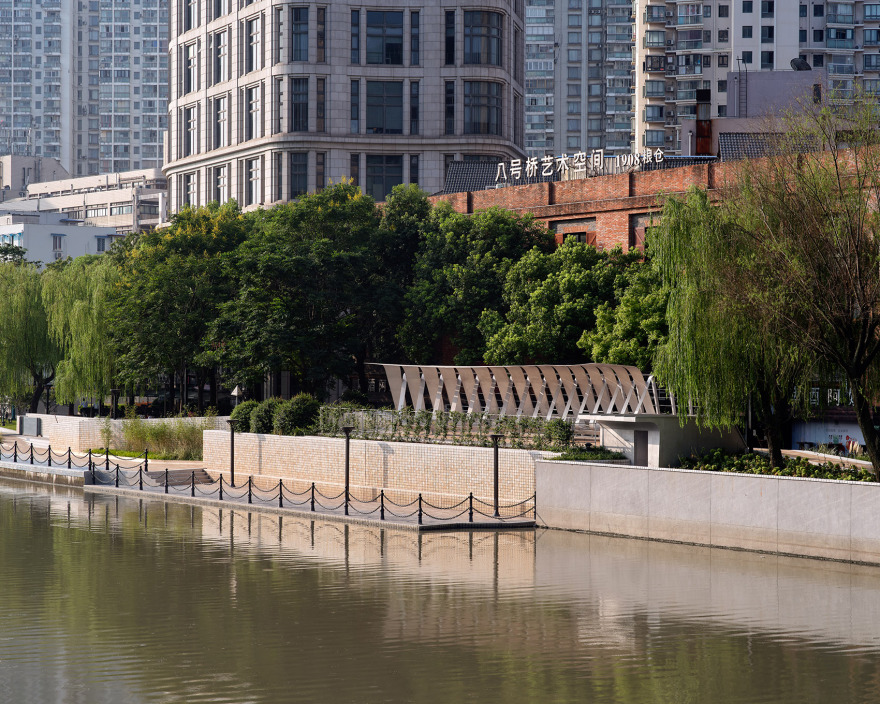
[0, 477, 879, 703]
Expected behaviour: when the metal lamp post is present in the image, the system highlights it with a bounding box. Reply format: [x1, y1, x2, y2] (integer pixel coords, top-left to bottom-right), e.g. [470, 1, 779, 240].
[342, 426, 354, 516]
[227, 418, 240, 487]
[490, 433, 503, 518]
[231, 385, 242, 408]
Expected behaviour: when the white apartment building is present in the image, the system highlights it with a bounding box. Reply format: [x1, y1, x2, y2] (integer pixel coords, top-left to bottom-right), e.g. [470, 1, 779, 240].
[634, 0, 877, 153]
[0, 0, 168, 176]
[0, 212, 118, 263]
[525, 0, 633, 157]
[164, 0, 527, 211]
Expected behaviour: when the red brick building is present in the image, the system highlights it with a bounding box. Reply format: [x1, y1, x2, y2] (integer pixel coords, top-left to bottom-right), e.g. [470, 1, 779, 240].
[433, 161, 733, 250]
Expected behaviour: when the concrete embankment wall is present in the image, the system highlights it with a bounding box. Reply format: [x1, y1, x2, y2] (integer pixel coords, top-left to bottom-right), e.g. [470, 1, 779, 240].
[0, 462, 86, 487]
[204, 431, 545, 504]
[22, 414, 228, 453]
[537, 460, 880, 564]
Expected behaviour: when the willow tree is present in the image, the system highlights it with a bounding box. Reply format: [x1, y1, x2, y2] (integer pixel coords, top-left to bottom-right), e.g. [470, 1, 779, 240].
[652, 188, 813, 468]
[0, 263, 62, 412]
[42, 255, 118, 406]
[701, 95, 880, 478]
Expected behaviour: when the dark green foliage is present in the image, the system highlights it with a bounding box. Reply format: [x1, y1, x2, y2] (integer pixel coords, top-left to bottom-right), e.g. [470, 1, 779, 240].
[229, 399, 258, 431]
[340, 389, 371, 406]
[542, 419, 574, 449]
[552, 446, 628, 462]
[251, 398, 283, 434]
[274, 393, 321, 435]
[680, 449, 876, 482]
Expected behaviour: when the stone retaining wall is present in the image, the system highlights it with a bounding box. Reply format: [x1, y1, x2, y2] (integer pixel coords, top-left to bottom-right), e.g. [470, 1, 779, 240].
[536, 460, 880, 564]
[23, 414, 229, 453]
[204, 431, 544, 505]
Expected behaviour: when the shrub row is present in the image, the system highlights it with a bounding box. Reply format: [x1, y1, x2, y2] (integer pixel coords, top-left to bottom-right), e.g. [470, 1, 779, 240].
[680, 448, 876, 482]
[229, 394, 321, 436]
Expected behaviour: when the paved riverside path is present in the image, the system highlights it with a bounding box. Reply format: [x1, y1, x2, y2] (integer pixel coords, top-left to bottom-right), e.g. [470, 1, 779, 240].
[0, 431, 535, 532]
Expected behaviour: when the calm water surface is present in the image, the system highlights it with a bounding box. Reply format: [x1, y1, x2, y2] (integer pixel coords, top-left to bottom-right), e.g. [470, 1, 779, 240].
[1, 477, 879, 703]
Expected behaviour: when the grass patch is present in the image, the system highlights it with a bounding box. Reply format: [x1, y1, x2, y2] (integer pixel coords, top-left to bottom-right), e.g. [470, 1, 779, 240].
[552, 446, 628, 462]
[681, 449, 876, 482]
[1, 420, 15, 431]
[89, 448, 182, 461]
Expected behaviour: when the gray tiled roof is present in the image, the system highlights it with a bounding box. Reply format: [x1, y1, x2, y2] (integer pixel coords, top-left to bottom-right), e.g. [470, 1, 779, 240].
[718, 132, 819, 161]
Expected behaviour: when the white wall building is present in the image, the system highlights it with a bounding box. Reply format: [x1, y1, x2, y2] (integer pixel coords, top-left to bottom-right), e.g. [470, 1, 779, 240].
[164, 0, 527, 210]
[0, 212, 118, 264]
[634, 0, 878, 153]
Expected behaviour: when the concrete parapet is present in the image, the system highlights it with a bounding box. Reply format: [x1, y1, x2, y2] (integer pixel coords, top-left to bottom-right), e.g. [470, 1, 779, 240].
[536, 460, 880, 564]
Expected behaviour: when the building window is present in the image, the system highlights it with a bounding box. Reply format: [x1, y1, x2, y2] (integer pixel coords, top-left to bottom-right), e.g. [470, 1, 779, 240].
[184, 105, 197, 156]
[274, 153, 284, 201]
[761, 26, 774, 43]
[644, 130, 664, 147]
[464, 81, 502, 135]
[814, 29, 824, 42]
[410, 81, 419, 135]
[214, 0, 230, 20]
[742, 26, 752, 39]
[246, 17, 261, 73]
[316, 7, 325, 63]
[292, 77, 308, 131]
[410, 154, 419, 185]
[718, 105, 727, 117]
[183, 43, 197, 94]
[800, 29, 807, 43]
[719, 4, 729, 16]
[351, 10, 360, 63]
[742, 0, 752, 11]
[464, 11, 502, 66]
[742, 50, 752, 64]
[365, 154, 403, 201]
[718, 79, 727, 92]
[292, 7, 308, 61]
[411, 11, 420, 65]
[184, 0, 197, 31]
[761, 50, 774, 69]
[865, 29, 880, 46]
[52, 235, 64, 251]
[214, 164, 228, 202]
[290, 152, 307, 197]
[814, 4, 824, 16]
[366, 11, 403, 65]
[246, 85, 261, 141]
[865, 54, 880, 70]
[96, 237, 106, 253]
[351, 80, 360, 133]
[183, 172, 197, 206]
[799, 3, 807, 16]
[366, 81, 403, 134]
[761, 0, 774, 17]
[213, 95, 228, 148]
[245, 158, 261, 206]
[213, 31, 228, 84]
[316, 77, 325, 132]
[316, 152, 325, 192]
[867, 4, 880, 20]
[445, 11, 455, 65]
[445, 81, 455, 134]
[718, 54, 729, 67]
[718, 29, 728, 42]
[350, 153, 360, 187]
[813, 54, 824, 67]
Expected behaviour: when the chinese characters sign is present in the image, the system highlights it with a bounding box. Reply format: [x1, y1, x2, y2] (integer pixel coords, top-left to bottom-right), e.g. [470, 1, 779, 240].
[495, 148, 665, 184]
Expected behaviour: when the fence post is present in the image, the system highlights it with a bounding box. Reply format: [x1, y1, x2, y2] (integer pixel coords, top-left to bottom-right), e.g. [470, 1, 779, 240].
[380, 490, 385, 521]
[67, 447, 71, 469]
[342, 426, 353, 516]
[87, 448, 90, 471]
[144, 449, 149, 474]
[29, 443, 33, 465]
[219, 475, 223, 501]
[164, 468, 169, 494]
[13, 442, 17, 463]
[310, 482, 315, 512]
[490, 433, 503, 518]
[105, 446, 109, 472]
[138, 467, 143, 491]
[47, 444, 51, 467]
[278, 479, 283, 508]
[418, 493, 423, 525]
[115, 464, 119, 488]
[226, 419, 239, 487]
[90, 461, 96, 484]
[469, 492, 473, 523]
[191, 471, 195, 497]
[248, 476, 252, 504]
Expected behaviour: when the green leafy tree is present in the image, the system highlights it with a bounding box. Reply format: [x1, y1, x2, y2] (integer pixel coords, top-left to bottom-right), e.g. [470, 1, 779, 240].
[0, 243, 26, 263]
[42, 255, 118, 405]
[0, 263, 62, 411]
[401, 204, 555, 364]
[479, 241, 641, 365]
[211, 183, 380, 394]
[651, 187, 813, 469]
[111, 202, 247, 413]
[581, 259, 668, 370]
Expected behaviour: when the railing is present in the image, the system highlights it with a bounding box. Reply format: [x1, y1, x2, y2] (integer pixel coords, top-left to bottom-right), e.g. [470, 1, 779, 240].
[826, 14, 854, 24]
[0, 440, 149, 472]
[90, 467, 536, 525]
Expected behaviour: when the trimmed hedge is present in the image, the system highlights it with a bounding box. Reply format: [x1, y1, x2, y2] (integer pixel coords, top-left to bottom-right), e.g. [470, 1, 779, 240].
[274, 393, 321, 435]
[251, 398, 283, 434]
[229, 399, 258, 432]
[680, 448, 876, 482]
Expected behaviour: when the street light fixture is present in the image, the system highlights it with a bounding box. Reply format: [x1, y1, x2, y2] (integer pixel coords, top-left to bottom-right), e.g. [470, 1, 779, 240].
[227, 418, 240, 487]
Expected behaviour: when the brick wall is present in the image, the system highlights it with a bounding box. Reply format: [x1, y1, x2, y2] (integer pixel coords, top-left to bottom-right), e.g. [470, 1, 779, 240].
[432, 162, 730, 250]
[203, 430, 544, 507]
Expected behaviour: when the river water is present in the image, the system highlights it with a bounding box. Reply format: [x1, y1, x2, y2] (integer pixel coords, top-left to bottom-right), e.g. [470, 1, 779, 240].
[1, 477, 879, 703]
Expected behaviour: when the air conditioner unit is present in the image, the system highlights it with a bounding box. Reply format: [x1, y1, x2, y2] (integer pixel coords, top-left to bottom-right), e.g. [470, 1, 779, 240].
[53, 252, 63, 260]
[667, 39, 674, 46]
[666, 10, 674, 17]
[665, 135, 674, 142]
[667, 84, 675, 91]
[667, 110, 676, 117]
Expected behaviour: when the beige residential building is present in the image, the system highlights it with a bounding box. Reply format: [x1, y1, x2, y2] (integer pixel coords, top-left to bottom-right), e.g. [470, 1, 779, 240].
[164, 0, 527, 211]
